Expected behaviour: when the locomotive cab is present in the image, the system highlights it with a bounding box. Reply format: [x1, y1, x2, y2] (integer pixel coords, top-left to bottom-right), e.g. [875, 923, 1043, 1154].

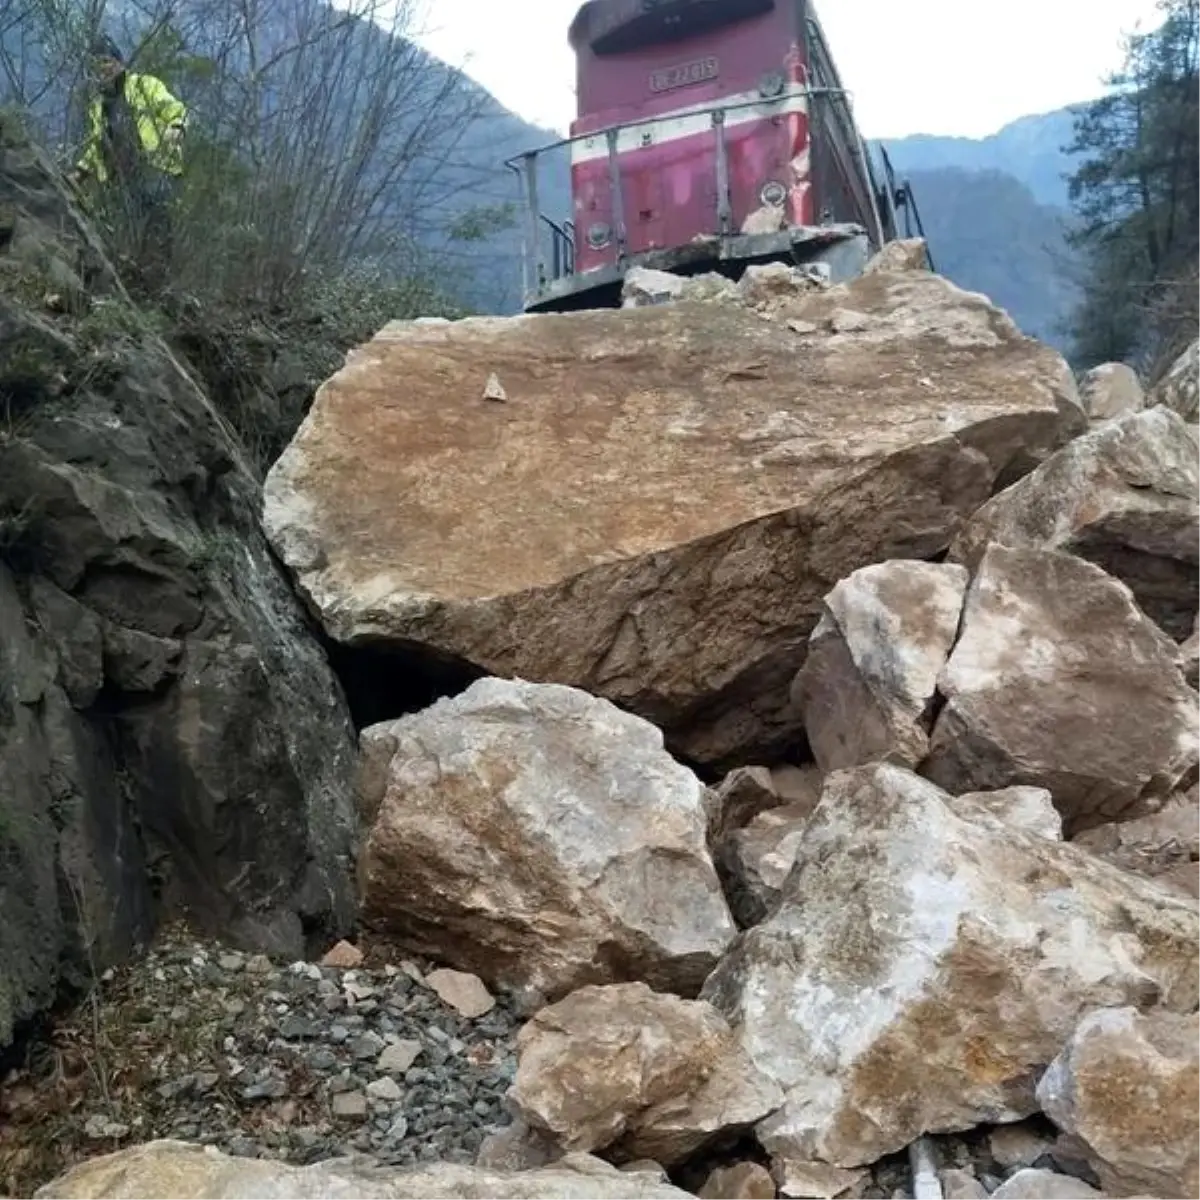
[508, 0, 924, 312]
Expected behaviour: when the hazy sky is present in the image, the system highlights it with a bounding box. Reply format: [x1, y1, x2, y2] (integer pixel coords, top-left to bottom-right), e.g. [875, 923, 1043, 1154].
[410, 0, 1165, 139]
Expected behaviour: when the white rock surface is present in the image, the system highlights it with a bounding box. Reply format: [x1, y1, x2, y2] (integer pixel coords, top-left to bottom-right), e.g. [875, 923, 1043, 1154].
[1036, 1006, 1199, 1198]
[925, 545, 1199, 834]
[700, 764, 1199, 1172]
[791, 561, 968, 771]
[359, 678, 735, 1001]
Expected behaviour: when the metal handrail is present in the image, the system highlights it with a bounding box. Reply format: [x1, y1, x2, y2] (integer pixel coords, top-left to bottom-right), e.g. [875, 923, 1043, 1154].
[510, 85, 852, 298]
[503, 84, 851, 173]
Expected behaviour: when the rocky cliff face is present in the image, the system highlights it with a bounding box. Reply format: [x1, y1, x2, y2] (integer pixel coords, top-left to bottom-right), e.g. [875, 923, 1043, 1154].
[0, 118, 359, 1051]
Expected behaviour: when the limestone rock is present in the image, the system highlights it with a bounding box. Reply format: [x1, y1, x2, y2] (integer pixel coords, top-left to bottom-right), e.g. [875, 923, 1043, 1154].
[1148, 338, 1199, 422]
[862, 238, 930, 274]
[320, 940, 364, 969]
[958, 787, 1063, 840]
[475, 1119, 562, 1172]
[700, 763, 1199, 1172]
[359, 679, 735, 1001]
[1079, 362, 1144, 423]
[622, 267, 689, 307]
[924, 546, 1198, 834]
[716, 804, 814, 928]
[263, 269, 1082, 767]
[939, 1168, 989, 1200]
[1036, 1006, 1199, 1198]
[424, 969, 495, 1019]
[706, 764, 821, 845]
[34, 1140, 694, 1198]
[621, 268, 737, 309]
[1181, 619, 1199, 687]
[770, 1160, 867, 1198]
[0, 123, 357, 1055]
[698, 1162, 777, 1199]
[989, 1169, 1105, 1199]
[510, 983, 781, 1167]
[738, 262, 828, 309]
[623, 1037, 784, 1166]
[791, 561, 968, 771]
[511, 983, 729, 1154]
[989, 1121, 1056, 1169]
[1071, 786, 1198, 894]
[950, 407, 1199, 638]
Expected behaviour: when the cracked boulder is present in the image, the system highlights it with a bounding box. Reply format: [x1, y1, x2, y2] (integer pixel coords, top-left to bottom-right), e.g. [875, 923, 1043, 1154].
[1036, 1007, 1199, 1199]
[950, 407, 1199, 639]
[924, 545, 1198, 835]
[791, 560, 968, 771]
[264, 269, 1082, 766]
[358, 678, 735, 1001]
[700, 763, 1199, 1174]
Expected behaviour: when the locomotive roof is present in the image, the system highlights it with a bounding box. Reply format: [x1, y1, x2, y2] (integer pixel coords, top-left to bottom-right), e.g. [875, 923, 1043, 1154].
[568, 0, 777, 50]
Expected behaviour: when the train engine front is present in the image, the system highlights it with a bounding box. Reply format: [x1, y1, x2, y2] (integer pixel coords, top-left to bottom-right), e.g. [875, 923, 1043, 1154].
[511, 0, 902, 313]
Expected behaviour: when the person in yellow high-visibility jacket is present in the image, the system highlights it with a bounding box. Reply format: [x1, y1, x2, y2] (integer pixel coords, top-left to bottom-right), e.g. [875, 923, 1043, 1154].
[75, 36, 188, 287]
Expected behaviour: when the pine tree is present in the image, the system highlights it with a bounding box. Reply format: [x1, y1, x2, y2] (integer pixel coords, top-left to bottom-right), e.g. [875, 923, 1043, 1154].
[1065, 0, 1199, 375]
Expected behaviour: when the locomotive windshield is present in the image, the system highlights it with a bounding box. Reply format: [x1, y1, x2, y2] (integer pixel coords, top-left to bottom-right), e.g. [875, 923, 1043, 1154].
[571, 0, 775, 55]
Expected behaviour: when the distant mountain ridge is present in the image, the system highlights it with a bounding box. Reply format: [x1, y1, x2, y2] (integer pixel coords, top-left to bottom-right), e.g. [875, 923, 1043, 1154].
[865, 107, 1086, 351]
[874, 106, 1084, 208]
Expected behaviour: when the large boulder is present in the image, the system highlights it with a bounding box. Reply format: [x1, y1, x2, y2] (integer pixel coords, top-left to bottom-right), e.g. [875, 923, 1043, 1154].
[950, 407, 1199, 639]
[510, 983, 781, 1166]
[924, 545, 1198, 834]
[791, 561, 968, 770]
[700, 763, 1199, 1175]
[511, 983, 730, 1155]
[0, 116, 356, 1053]
[1036, 1007, 1199, 1199]
[264, 268, 1083, 766]
[358, 678, 735, 1002]
[34, 1140, 693, 1199]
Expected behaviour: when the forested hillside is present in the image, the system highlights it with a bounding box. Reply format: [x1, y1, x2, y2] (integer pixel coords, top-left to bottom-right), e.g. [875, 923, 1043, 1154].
[1061, 0, 1198, 375]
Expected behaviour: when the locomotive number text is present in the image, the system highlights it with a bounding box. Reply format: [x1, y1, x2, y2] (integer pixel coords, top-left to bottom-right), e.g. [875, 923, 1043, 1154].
[650, 56, 719, 93]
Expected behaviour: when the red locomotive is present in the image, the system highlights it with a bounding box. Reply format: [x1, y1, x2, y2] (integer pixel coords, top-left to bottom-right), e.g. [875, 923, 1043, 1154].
[508, 0, 929, 312]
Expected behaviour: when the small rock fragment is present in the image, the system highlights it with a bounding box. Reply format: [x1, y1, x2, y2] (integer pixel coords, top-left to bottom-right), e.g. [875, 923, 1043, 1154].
[483, 372, 508, 402]
[320, 940, 364, 969]
[425, 968, 496, 1018]
[377, 1038, 423, 1075]
[828, 308, 870, 333]
[990, 1121, 1056, 1170]
[330, 1090, 368, 1120]
[699, 1161, 777, 1198]
[365, 1076, 403, 1102]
